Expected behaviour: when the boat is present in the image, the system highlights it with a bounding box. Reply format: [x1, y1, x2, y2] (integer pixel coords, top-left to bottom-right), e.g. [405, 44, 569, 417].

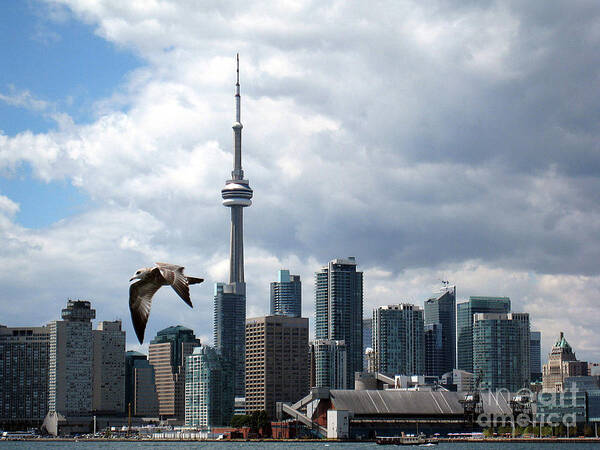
[376, 432, 438, 445]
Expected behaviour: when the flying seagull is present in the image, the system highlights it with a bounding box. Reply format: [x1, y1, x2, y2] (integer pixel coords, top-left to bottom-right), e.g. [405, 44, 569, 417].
[129, 262, 203, 344]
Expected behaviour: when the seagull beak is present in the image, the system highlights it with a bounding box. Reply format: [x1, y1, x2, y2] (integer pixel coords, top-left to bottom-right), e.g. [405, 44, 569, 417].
[129, 277, 136, 282]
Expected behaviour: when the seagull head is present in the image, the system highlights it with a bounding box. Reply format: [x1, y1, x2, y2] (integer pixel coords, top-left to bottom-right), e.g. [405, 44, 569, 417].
[130, 268, 151, 282]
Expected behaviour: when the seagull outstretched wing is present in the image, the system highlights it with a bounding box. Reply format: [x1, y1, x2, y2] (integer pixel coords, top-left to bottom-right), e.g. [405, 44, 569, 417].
[129, 268, 163, 344]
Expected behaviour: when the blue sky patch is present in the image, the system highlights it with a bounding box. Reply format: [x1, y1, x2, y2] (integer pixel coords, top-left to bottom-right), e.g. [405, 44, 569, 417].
[0, 1, 141, 135]
[0, 164, 89, 228]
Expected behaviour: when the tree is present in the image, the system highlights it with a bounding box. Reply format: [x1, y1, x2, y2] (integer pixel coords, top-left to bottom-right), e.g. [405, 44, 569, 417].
[250, 410, 271, 436]
[230, 414, 251, 428]
[483, 427, 494, 437]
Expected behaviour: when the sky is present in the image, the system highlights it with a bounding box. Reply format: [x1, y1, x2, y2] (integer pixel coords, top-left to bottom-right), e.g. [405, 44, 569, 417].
[0, 0, 599, 363]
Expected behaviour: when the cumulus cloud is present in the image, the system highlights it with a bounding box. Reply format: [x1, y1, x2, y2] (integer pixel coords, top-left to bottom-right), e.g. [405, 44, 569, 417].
[0, 0, 598, 361]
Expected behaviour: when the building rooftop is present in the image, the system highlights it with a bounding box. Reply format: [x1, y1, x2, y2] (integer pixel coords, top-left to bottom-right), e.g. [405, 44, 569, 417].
[329, 390, 463, 416]
[554, 331, 572, 350]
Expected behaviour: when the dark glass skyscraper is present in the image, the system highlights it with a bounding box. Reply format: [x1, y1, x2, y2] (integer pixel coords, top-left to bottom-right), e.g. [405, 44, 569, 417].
[270, 269, 301, 317]
[315, 257, 363, 388]
[530, 330, 542, 382]
[456, 296, 511, 373]
[424, 285, 456, 377]
[424, 323, 443, 377]
[213, 283, 245, 397]
[214, 55, 253, 398]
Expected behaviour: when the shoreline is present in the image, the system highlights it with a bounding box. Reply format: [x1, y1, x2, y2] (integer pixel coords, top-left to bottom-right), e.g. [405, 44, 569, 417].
[3, 437, 600, 443]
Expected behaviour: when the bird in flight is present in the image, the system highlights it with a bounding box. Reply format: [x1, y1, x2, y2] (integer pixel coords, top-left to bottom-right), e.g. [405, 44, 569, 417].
[129, 262, 203, 344]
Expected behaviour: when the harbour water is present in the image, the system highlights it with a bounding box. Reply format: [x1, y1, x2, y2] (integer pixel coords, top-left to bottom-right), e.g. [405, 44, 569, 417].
[1, 442, 600, 450]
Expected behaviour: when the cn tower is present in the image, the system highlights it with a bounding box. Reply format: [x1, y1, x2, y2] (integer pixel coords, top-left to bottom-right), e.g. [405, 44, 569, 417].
[221, 53, 253, 291]
[214, 54, 253, 400]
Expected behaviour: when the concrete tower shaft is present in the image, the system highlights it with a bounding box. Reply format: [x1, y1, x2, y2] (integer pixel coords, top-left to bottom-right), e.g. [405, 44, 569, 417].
[221, 54, 253, 287]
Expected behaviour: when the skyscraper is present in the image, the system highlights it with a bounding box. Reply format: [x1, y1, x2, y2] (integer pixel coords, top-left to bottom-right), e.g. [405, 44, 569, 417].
[48, 300, 96, 416]
[530, 330, 542, 382]
[92, 320, 125, 415]
[125, 351, 158, 417]
[185, 346, 231, 428]
[244, 316, 309, 417]
[472, 312, 530, 391]
[373, 304, 424, 376]
[0, 325, 49, 425]
[424, 323, 443, 377]
[456, 296, 511, 373]
[270, 270, 301, 317]
[424, 284, 456, 376]
[214, 54, 253, 398]
[148, 326, 200, 423]
[315, 257, 363, 388]
[312, 339, 348, 389]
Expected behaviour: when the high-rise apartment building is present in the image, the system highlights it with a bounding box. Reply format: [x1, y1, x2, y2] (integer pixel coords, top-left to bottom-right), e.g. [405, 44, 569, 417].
[148, 326, 200, 423]
[424, 285, 456, 376]
[270, 270, 301, 317]
[48, 300, 96, 416]
[530, 331, 542, 382]
[214, 55, 253, 399]
[373, 304, 424, 376]
[542, 332, 588, 392]
[245, 316, 309, 417]
[312, 339, 347, 389]
[185, 346, 231, 428]
[92, 321, 125, 415]
[125, 351, 158, 417]
[315, 257, 363, 388]
[457, 296, 511, 372]
[0, 325, 49, 425]
[472, 312, 530, 391]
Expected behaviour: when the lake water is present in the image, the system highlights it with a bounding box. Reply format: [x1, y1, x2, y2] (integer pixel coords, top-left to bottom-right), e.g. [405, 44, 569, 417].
[1, 442, 600, 450]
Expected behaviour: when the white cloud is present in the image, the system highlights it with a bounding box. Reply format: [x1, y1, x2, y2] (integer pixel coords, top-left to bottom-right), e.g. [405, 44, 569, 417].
[0, 87, 49, 112]
[0, 195, 19, 217]
[0, 0, 597, 362]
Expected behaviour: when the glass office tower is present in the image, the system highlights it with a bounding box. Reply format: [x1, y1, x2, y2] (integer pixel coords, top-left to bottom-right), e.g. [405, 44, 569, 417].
[530, 331, 542, 382]
[456, 296, 511, 373]
[424, 285, 456, 376]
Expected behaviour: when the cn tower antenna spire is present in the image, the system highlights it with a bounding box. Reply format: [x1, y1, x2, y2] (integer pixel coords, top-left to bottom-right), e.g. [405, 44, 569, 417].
[236, 53, 240, 123]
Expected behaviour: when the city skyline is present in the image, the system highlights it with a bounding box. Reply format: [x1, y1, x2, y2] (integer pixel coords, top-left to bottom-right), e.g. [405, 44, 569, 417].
[0, 1, 599, 364]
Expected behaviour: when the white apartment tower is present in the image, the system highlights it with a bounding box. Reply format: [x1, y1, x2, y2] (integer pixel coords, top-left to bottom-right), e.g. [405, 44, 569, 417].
[48, 300, 96, 416]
